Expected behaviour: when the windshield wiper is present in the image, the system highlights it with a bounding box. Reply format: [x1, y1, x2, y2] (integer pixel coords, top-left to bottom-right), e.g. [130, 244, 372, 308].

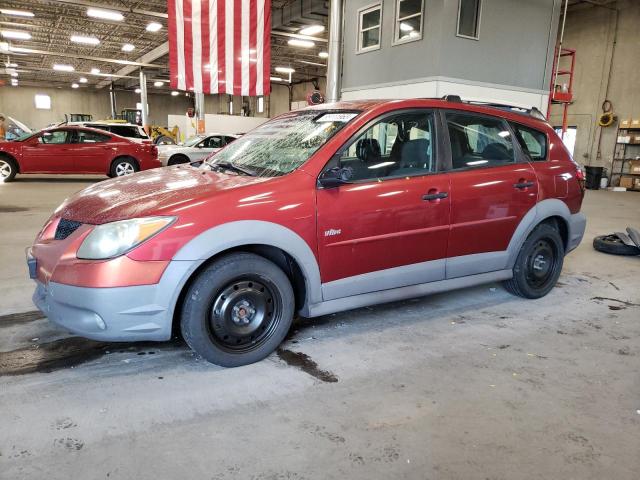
[209, 161, 256, 176]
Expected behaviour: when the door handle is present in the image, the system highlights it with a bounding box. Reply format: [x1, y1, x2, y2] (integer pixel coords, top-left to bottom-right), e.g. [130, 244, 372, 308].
[513, 181, 535, 189]
[422, 191, 448, 201]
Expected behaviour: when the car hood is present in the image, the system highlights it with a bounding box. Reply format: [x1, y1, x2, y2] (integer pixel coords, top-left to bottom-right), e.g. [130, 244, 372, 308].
[55, 166, 267, 224]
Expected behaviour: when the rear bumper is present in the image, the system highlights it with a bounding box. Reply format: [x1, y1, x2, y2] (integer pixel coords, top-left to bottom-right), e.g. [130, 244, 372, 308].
[567, 212, 587, 253]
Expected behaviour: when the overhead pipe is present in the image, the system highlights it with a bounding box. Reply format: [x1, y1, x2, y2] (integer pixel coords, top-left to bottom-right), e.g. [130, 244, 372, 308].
[325, 0, 342, 103]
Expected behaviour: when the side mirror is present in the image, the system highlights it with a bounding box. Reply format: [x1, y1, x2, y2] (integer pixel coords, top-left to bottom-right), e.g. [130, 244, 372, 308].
[318, 166, 353, 189]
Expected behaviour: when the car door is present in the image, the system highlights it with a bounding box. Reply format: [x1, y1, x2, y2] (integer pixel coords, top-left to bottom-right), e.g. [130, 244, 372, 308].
[316, 109, 451, 301]
[20, 129, 75, 172]
[442, 110, 538, 278]
[194, 135, 225, 160]
[72, 129, 115, 173]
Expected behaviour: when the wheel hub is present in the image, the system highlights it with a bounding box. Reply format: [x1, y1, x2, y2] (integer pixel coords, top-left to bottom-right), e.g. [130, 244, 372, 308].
[526, 239, 556, 287]
[208, 279, 279, 351]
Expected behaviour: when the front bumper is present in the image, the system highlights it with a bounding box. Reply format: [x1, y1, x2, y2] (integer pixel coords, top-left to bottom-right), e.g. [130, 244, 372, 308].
[31, 261, 196, 342]
[567, 212, 587, 252]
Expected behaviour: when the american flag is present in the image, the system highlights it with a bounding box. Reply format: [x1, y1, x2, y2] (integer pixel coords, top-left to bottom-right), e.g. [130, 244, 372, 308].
[168, 0, 271, 96]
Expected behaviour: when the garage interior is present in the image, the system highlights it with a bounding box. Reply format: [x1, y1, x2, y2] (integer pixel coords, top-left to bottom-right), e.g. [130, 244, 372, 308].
[1, 0, 639, 479]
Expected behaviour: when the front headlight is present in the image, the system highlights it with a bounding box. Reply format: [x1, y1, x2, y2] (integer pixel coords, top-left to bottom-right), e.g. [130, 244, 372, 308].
[77, 216, 176, 260]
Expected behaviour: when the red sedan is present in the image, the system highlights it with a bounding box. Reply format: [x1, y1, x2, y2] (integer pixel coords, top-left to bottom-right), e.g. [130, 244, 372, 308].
[0, 126, 160, 182]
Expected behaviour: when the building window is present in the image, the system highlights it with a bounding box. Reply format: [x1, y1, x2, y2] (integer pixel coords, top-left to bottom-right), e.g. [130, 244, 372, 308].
[257, 96, 264, 113]
[357, 3, 382, 53]
[457, 0, 481, 40]
[394, 0, 423, 44]
[34, 94, 51, 110]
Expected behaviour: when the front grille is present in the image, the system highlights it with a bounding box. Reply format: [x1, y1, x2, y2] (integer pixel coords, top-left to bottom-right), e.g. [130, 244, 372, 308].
[55, 218, 83, 240]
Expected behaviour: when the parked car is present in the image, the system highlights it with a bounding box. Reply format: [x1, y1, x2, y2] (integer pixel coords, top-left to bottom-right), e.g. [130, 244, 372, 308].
[158, 133, 239, 166]
[68, 121, 151, 144]
[0, 126, 160, 182]
[28, 98, 586, 367]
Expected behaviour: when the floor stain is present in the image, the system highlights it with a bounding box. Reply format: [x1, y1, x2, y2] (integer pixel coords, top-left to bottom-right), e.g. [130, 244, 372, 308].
[591, 297, 639, 307]
[0, 337, 179, 376]
[276, 348, 338, 383]
[0, 206, 30, 213]
[0, 311, 45, 328]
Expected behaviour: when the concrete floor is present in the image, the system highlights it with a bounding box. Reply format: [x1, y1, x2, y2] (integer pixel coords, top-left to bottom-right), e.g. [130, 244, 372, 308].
[1, 176, 639, 480]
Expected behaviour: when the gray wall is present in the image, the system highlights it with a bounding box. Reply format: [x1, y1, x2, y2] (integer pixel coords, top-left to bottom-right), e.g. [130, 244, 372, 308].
[342, 0, 560, 92]
[548, 0, 640, 173]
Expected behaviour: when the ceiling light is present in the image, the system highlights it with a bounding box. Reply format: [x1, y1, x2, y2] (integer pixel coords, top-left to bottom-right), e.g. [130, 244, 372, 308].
[86, 8, 124, 22]
[11, 79, 18, 86]
[299, 25, 325, 36]
[399, 22, 414, 32]
[90, 68, 100, 74]
[121, 43, 135, 52]
[275, 67, 295, 74]
[287, 39, 315, 48]
[319, 51, 328, 58]
[146, 22, 162, 32]
[270, 76, 283, 81]
[135, 88, 141, 93]
[53, 64, 74, 71]
[0, 9, 34, 18]
[171, 91, 179, 96]
[71, 83, 79, 89]
[79, 77, 88, 83]
[10, 71, 18, 77]
[5, 62, 17, 67]
[71, 35, 100, 45]
[1, 30, 31, 40]
[153, 81, 164, 87]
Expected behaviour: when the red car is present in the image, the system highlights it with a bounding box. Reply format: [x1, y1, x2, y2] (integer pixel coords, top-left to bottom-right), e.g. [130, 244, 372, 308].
[28, 98, 586, 367]
[0, 126, 160, 182]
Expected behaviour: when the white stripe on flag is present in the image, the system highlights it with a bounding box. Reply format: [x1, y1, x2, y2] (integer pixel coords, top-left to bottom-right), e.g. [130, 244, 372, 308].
[225, 0, 234, 95]
[256, 0, 264, 96]
[210, 0, 218, 93]
[192, 0, 203, 93]
[176, 0, 186, 90]
[241, 0, 250, 96]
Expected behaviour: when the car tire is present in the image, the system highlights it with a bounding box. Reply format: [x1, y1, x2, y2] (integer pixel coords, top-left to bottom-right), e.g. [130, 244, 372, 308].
[593, 234, 640, 256]
[504, 222, 565, 299]
[168, 154, 190, 166]
[0, 155, 18, 183]
[109, 157, 139, 177]
[154, 135, 175, 145]
[180, 252, 295, 367]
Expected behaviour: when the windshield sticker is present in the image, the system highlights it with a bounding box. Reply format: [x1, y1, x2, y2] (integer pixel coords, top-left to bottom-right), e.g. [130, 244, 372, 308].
[316, 113, 358, 123]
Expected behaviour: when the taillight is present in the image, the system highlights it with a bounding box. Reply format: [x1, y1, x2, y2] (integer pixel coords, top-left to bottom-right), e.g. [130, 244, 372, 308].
[575, 165, 586, 196]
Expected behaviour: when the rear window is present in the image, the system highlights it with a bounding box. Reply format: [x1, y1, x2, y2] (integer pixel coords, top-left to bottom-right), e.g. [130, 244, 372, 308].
[512, 124, 547, 161]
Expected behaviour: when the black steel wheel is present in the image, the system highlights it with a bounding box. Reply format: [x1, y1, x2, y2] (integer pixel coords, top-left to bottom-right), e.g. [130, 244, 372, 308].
[504, 222, 564, 299]
[180, 252, 295, 367]
[593, 234, 640, 256]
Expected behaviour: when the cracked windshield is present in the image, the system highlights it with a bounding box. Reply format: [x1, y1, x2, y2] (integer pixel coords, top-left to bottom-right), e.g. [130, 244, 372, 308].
[204, 110, 360, 177]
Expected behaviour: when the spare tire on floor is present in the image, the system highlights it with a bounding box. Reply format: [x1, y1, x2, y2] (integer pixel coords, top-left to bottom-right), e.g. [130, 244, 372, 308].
[593, 234, 640, 256]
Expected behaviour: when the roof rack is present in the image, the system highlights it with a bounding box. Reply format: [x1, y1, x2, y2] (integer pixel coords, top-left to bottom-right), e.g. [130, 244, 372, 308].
[440, 95, 547, 121]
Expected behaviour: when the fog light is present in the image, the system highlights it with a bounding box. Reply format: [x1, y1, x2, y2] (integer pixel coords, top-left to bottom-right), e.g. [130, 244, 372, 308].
[94, 314, 106, 330]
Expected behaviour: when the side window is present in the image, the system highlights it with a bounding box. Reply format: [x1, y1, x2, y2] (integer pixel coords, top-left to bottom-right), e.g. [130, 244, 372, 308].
[203, 136, 224, 148]
[111, 126, 140, 138]
[445, 112, 515, 170]
[77, 130, 110, 143]
[338, 111, 435, 182]
[225, 136, 237, 145]
[39, 130, 69, 144]
[357, 3, 382, 53]
[513, 124, 547, 161]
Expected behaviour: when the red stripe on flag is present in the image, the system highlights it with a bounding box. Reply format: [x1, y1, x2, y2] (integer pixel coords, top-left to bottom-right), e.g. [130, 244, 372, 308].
[168, 0, 178, 89]
[201, 1, 210, 93]
[249, 0, 257, 96]
[217, 0, 226, 93]
[184, 0, 194, 91]
[233, 0, 242, 96]
[263, 0, 271, 94]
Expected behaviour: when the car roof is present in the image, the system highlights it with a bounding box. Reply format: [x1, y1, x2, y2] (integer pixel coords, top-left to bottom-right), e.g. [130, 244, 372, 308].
[303, 98, 550, 129]
[68, 121, 142, 127]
